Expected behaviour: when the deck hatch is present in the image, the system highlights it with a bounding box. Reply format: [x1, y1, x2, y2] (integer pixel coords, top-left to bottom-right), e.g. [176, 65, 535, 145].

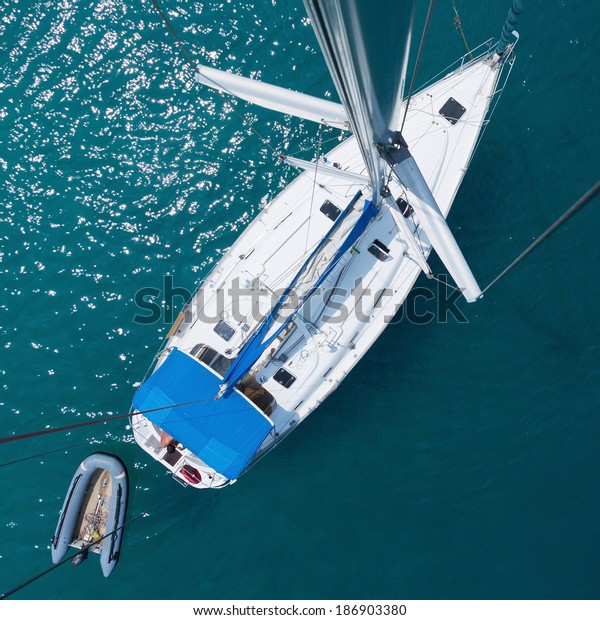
[396, 197, 414, 218]
[439, 97, 466, 125]
[214, 319, 235, 341]
[320, 199, 341, 221]
[273, 368, 297, 388]
[368, 239, 391, 262]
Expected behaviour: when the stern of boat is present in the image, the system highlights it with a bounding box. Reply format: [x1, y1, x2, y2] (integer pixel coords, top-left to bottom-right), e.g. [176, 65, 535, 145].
[130, 412, 230, 489]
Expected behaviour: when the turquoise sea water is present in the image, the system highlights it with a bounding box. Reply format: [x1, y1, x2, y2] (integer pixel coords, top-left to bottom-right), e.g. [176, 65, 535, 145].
[0, 0, 599, 600]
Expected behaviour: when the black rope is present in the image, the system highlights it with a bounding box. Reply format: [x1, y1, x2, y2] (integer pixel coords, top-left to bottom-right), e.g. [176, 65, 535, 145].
[0, 440, 91, 469]
[480, 180, 600, 297]
[0, 398, 212, 446]
[0, 487, 186, 599]
[150, 0, 197, 69]
[400, 0, 436, 134]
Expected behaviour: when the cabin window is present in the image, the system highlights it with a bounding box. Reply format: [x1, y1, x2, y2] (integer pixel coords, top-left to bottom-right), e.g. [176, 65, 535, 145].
[368, 239, 391, 262]
[439, 97, 466, 125]
[190, 343, 219, 366]
[273, 368, 297, 388]
[320, 200, 341, 222]
[214, 319, 235, 341]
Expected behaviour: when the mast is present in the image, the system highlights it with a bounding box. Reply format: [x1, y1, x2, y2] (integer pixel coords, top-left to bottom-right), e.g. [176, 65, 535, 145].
[303, 0, 416, 198]
[305, 0, 483, 302]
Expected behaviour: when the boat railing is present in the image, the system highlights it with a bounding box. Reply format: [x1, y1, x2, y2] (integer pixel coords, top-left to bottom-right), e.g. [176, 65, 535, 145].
[418, 38, 496, 92]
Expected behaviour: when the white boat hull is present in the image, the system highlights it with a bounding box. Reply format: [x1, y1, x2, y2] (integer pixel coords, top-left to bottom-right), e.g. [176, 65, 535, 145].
[132, 51, 510, 488]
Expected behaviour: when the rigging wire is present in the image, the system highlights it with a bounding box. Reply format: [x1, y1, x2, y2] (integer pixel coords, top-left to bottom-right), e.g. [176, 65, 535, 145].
[0, 487, 187, 600]
[304, 123, 324, 253]
[400, 0, 436, 134]
[480, 180, 600, 297]
[150, 0, 196, 68]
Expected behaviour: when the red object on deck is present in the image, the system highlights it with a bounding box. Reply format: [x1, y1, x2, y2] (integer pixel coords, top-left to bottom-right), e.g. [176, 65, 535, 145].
[180, 465, 202, 485]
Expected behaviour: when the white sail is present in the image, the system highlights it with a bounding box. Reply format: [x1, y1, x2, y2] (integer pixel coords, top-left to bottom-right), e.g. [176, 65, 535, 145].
[194, 65, 348, 129]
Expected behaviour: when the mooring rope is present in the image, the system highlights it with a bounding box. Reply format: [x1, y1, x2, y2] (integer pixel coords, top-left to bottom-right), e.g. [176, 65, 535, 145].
[480, 180, 600, 297]
[0, 487, 187, 599]
[0, 397, 213, 447]
[0, 440, 92, 469]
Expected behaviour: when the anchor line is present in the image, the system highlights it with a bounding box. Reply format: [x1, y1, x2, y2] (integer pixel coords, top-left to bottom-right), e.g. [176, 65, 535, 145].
[451, 0, 474, 61]
[480, 180, 600, 297]
[0, 487, 186, 600]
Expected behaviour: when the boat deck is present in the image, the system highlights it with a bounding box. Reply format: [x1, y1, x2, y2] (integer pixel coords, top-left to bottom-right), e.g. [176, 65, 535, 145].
[70, 469, 112, 553]
[132, 54, 507, 486]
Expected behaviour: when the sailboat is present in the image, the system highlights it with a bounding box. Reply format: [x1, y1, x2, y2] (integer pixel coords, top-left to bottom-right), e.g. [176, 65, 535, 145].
[130, 0, 521, 488]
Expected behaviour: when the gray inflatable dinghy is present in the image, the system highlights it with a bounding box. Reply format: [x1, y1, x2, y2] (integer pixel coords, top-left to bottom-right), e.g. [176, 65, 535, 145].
[51, 452, 128, 577]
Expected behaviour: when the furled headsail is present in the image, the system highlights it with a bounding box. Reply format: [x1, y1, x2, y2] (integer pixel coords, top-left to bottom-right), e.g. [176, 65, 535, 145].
[218, 191, 372, 397]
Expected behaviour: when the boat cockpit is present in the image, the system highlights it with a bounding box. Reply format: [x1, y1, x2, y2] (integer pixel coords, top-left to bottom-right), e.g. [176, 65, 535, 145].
[189, 343, 276, 416]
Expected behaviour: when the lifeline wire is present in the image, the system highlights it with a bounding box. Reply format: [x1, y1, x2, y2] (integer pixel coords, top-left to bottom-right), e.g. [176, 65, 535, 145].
[0, 487, 186, 599]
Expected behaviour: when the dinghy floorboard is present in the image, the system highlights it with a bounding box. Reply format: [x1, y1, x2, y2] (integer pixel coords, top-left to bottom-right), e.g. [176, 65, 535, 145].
[51, 452, 128, 577]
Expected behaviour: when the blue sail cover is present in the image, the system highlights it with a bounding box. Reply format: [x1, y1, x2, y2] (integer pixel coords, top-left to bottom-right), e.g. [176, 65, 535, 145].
[303, 199, 378, 299]
[133, 348, 273, 480]
[220, 191, 364, 396]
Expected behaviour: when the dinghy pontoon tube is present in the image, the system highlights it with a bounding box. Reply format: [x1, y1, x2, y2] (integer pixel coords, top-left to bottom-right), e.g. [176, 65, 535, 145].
[51, 452, 128, 577]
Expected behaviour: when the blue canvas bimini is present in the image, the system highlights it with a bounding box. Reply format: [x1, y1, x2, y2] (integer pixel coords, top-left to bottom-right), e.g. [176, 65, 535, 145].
[132, 348, 274, 480]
